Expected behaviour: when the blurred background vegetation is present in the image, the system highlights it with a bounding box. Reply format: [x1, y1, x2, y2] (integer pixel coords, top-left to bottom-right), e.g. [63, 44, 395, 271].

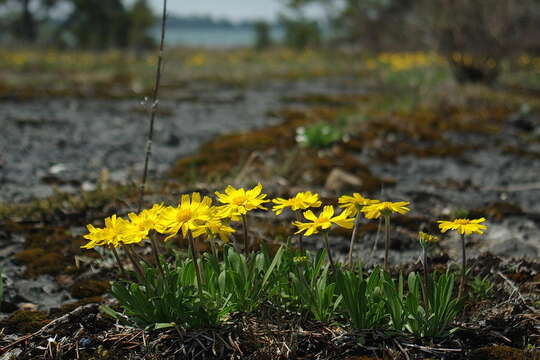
[1, 0, 540, 86]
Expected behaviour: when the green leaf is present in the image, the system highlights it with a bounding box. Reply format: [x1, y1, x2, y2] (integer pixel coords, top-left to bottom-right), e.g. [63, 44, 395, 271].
[154, 322, 176, 330]
[99, 305, 120, 320]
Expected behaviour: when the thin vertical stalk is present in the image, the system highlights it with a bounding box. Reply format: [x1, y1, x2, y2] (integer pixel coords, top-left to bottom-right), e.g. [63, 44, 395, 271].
[125, 246, 145, 281]
[347, 211, 362, 267]
[295, 211, 305, 254]
[384, 214, 390, 272]
[207, 232, 218, 259]
[458, 234, 467, 298]
[149, 233, 163, 275]
[188, 233, 203, 298]
[137, 0, 168, 211]
[370, 216, 383, 258]
[111, 246, 126, 278]
[137, 0, 168, 270]
[323, 232, 336, 272]
[241, 214, 249, 256]
[421, 245, 429, 308]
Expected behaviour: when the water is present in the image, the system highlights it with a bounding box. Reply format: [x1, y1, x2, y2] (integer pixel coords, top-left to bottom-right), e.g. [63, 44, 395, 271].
[151, 26, 284, 48]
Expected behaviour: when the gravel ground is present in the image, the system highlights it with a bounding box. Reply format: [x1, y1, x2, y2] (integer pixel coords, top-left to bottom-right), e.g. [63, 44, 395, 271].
[0, 78, 366, 203]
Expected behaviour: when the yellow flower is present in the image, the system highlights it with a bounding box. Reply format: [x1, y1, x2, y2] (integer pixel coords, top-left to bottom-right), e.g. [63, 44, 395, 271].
[215, 184, 269, 219]
[293, 205, 354, 236]
[338, 193, 380, 216]
[418, 231, 438, 244]
[272, 191, 322, 215]
[82, 215, 133, 249]
[438, 218, 487, 235]
[192, 214, 236, 243]
[293, 256, 309, 263]
[124, 203, 164, 243]
[361, 201, 410, 219]
[157, 193, 213, 239]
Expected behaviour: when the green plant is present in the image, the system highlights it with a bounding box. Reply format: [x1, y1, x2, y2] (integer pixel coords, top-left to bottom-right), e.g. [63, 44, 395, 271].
[469, 275, 494, 299]
[296, 121, 344, 149]
[111, 261, 222, 329]
[335, 267, 387, 329]
[218, 245, 284, 312]
[384, 271, 462, 338]
[382, 272, 407, 331]
[289, 249, 342, 322]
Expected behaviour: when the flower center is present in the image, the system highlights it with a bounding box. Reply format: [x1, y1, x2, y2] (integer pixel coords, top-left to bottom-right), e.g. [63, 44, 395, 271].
[232, 195, 248, 206]
[176, 209, 193, 223]
[139, 219, 153, 231]
[314, 217, 329, 225]
[290, 198, 303, 208]
[453, 219, 470, 225]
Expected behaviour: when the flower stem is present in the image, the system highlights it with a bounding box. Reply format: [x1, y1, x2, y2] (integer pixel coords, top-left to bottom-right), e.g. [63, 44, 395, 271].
[241, 214, 249, 256]
[323, 231, 336, 271]
[421, 244, 429, 308]
[111, 246, 126, 278]
[125, 246, 145, 282]
[188, 233, 203, 298]
[149, 234, 163, 275]
[295, 211, 305, 255]
[207, 232, 218, 259]
[347, 211, 362, 267]
[458, 234, 467, 299]
[384, 214, 391, 272]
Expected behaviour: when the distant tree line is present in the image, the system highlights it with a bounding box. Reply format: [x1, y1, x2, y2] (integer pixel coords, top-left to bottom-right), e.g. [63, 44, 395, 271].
[279, 0, 540, 82]
[0, 0, 155, 49]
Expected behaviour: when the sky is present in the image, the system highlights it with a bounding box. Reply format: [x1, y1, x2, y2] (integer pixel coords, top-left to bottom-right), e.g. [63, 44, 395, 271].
[148, 0, 285, 22]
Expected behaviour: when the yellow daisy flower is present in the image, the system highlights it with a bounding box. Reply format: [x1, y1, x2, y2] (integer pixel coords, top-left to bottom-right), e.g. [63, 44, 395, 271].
[215, 183, 269, 219]
[361, 201, 410, 219]
[293, 256, 309, 263]
[192, 214, 236, 243]
[272, 191, 322, 215]
[418, 231, 439, 244]
[157, 193, 213, 239]
[293, 205, 354, 236]
[438, 218, 487, 235]
[338, 193, 380, 216]
[82, 214, 133, 249]
[124, 203, 164, 243]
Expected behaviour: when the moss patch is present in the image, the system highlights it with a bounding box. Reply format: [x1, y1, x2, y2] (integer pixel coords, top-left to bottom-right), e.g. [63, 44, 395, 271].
[470, 202, 524, 221]
[70, 280, 111, 299]
[1, 310, 50, 334]
[13, 227, 90, 277]
[469, 345, 526, 360]
[168, 107, 335, 181]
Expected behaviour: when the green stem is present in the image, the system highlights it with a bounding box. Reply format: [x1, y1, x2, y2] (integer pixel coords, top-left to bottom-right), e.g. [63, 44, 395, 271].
[323, 231, 336, 272]
[188, 233, 204, 298]
[149, 233, 163, 275]
[241, 214, 249, 256]
[125, 246, 145, 282]
[458, 234, 467, 299]
[384, 214, 391, 272]
[207, 232, 218, 259]
[347, 211, 362, 267]
[421, 245, 429, 308]
[295, 211, 305, 255]
[111, 246, 126, 278]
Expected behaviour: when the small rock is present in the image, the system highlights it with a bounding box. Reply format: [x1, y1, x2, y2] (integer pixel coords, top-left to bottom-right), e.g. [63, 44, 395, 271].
[324, 168, 362, 192]
[81, 181, 96, 192]
[18, 303, 38, 311]
[49, 163, 67, 174]
[79, 337, 93, 348]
